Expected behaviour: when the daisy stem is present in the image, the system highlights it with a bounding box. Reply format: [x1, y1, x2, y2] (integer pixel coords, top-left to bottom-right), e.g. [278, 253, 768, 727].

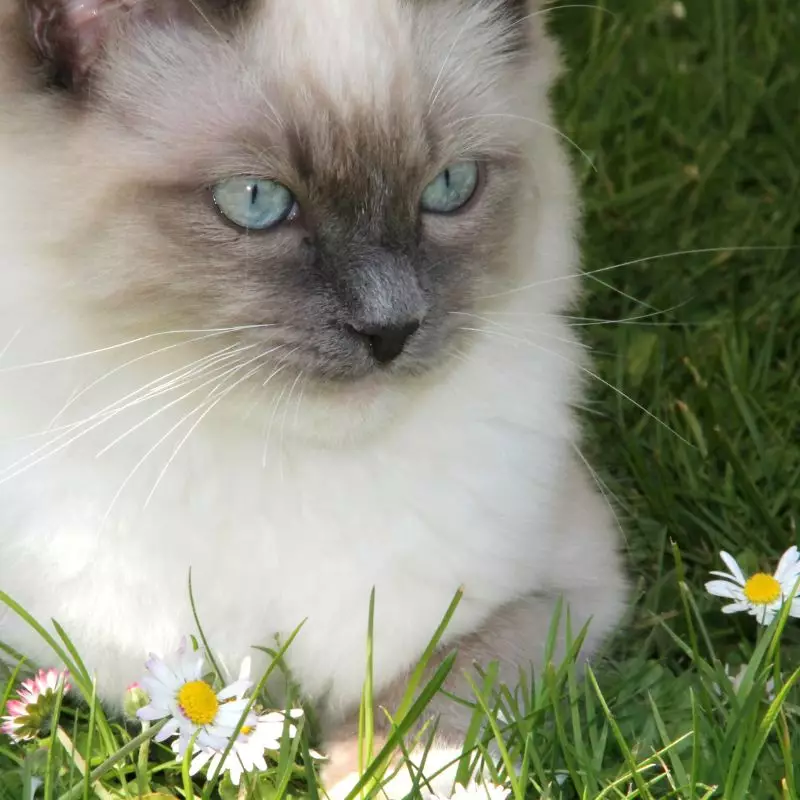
[182, 729, 202, 800]
[54, 726, 114, 800]
[136, 721, 152, 796]
[56, 719, 167, 800]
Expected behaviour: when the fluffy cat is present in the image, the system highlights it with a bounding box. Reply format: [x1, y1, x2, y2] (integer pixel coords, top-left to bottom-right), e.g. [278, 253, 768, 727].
[0, 0, 626, 791]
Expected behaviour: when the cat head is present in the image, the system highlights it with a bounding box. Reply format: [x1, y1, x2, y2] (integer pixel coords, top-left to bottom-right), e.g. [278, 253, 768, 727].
[15, 0, 566, 385]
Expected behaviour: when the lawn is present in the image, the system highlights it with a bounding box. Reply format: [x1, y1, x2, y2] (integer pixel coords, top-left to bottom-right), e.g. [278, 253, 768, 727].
[2, 0, 799, 797]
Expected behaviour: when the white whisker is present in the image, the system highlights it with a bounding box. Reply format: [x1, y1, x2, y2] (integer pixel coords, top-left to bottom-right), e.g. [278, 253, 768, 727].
[427, 3, 481, 117]
[452, 112, 597, 172]
[451, 311, 587, 349]
[94, 347, 261, 458]
[0, 344, 258, 485]
[185, 0, 283, 129]
[477, 245, 797, 301]
[0, 324, 275, 373]
[292, 375, 309, 429]
[46, 333, 254, 431]
[102, 347, 277, 524]
[458, 326, 693, 447]
[143, 347, 286, 508]
[260, 349, 300, 469]
[0, 328, 22, 363]
[453, 302, 691, 332]
[571, 442, 627, 545]
[520, 3, 614, 23]
[584, 274, 658, 311]
[278, 371, 305, 483]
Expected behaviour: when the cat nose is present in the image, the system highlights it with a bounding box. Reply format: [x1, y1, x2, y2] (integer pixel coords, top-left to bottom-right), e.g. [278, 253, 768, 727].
[349, 320, 421, 364]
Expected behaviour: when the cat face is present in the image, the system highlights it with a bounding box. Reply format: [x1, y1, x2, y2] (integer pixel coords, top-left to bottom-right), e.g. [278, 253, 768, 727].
[20, 0, 553, 382]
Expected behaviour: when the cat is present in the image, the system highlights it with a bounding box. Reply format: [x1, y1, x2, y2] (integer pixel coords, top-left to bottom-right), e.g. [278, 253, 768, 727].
[0, 0, 627, 793]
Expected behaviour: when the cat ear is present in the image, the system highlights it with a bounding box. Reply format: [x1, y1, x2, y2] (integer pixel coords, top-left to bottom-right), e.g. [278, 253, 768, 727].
[24, 0, 128, 88]
[23, 0, 181, 89]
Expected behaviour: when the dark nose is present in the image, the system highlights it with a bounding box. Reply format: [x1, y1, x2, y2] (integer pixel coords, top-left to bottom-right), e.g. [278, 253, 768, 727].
[349, 320, 421, 364]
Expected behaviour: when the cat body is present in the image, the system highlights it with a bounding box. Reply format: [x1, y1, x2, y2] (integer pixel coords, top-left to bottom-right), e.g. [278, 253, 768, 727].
[0, 0, 626, 781]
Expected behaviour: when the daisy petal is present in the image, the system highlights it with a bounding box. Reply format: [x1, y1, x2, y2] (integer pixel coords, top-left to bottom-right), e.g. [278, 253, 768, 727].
[139, 675, 169, 700]
[774, 546, 800, 583]
[783, 571, 800, 599]
[145, 657, 179, 690]
[721, 601, 751, 614]
[252, 752, 267, 773]
[719, 551, 746, 585]
[754, 605, 776, 626]
[217, 679, 251, 701]
[198, 731, 230, 751]
[255, 712, 279, 724]
[137, 705, 168, 722]
[155, 717, 181, 742]
[229, 759, 244, 787]
[6, 700, 26, 716]
[207, 752, 223, 779]
[189, 750, 213, 776]
[187, 655, 205, 682]
[705, 580, 744, 600]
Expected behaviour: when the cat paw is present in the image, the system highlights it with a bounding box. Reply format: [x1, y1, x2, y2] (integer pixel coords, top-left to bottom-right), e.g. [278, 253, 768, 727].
[321, 739, 485, 800]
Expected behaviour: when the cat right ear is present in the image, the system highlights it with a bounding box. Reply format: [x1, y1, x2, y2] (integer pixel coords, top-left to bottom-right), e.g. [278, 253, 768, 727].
[23, 0, 138, 89]
[22, 0, 180, 90]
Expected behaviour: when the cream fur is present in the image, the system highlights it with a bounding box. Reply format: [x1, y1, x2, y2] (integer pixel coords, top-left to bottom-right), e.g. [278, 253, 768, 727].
[0, 0, 625, 761]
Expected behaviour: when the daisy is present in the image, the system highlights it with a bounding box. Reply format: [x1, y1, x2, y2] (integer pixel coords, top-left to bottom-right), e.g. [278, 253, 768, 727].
[252, 708, 304, 749]
[705, 547, 800, 626]
[1, 668, 70, 742]
[712, 663, 777, 702]
[671, 1, 687, 20]
[443, 781, 510, 800]
[174, 708, 304, 786]
[136, 638, 255, 755]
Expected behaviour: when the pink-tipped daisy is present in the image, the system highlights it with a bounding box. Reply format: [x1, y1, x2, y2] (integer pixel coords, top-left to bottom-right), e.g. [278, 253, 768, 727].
[1, 668, 70, 741]
[705, 547, 800, 626]
[136, 638, 255, 756]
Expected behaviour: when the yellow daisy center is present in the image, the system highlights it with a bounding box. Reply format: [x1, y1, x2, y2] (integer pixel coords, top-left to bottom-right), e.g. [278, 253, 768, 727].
[241, 725, 254, 736]
[743, 573, 781, 605]
[177, 681, 219, 726]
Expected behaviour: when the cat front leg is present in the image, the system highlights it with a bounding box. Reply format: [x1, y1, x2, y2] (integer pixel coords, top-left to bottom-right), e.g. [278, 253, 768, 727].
[321, 463, 627, 798]
[322, 589, 626, 798]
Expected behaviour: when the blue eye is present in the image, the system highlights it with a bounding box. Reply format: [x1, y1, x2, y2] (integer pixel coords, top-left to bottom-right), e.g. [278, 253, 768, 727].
[420, 161, 480, 214]
[212, 176, 296, 230]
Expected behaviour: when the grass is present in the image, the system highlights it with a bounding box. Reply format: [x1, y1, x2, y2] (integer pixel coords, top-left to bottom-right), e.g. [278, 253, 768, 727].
[2, 0, 799, 797]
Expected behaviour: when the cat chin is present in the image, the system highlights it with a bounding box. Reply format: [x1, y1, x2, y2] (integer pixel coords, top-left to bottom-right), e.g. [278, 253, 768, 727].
[262, 370, 432, 447]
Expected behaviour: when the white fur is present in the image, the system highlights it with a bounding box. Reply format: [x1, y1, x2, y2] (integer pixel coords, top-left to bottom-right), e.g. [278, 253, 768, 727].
[0, 0, 614, 725]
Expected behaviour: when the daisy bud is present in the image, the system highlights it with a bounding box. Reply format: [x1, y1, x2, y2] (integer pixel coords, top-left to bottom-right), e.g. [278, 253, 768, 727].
[123, 683, 150, 720]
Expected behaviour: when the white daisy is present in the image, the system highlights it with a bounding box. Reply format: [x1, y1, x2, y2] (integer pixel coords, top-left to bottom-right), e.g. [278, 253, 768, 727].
[671, 1, 687, 20]
[174, 708, 304, 786]
[252, 708, 304, 749]
[705, 547, 800, 626]
[443, 780, 510, 800]
[136, 638, 255, 755]
[712, 663, 777, 702]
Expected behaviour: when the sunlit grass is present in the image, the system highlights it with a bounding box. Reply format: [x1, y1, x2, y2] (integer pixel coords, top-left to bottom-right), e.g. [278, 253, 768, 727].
[2, 0, 799, 796]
